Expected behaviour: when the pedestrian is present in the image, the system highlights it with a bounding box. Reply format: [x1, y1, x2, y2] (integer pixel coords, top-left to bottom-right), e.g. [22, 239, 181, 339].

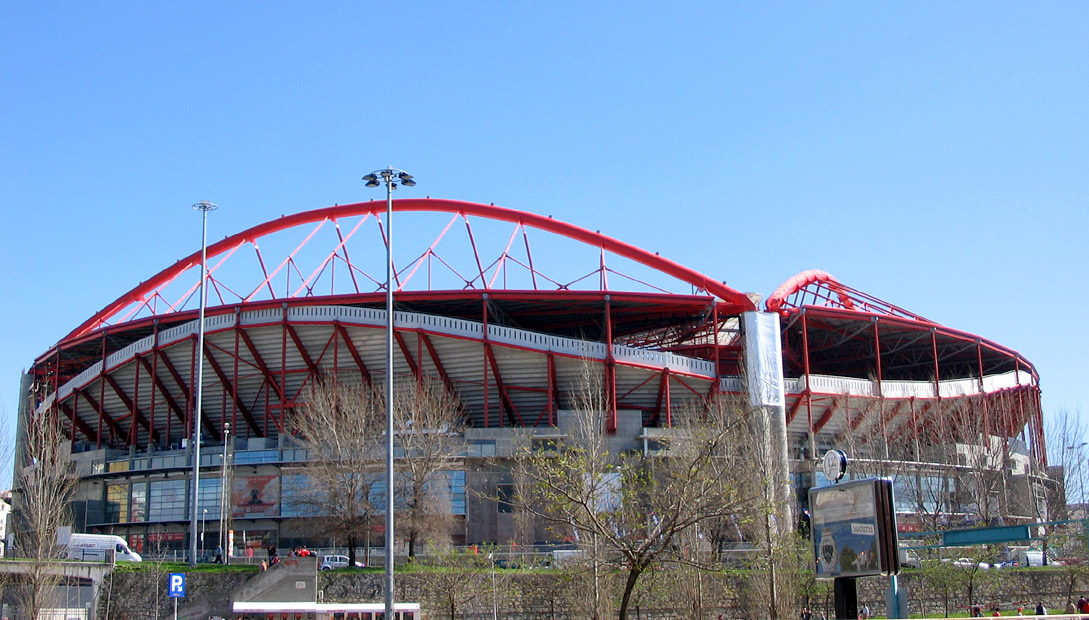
[800, 607, 812, 620]
[214, 544, 223, 564]
[1035, 602, 1047, 616]
[260, 560, 268, 571]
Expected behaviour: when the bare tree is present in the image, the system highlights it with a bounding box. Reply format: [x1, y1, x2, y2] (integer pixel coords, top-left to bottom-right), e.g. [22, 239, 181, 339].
[291, 380, 383, 567]
[392, 378, 465, 558]
[516, 362, 758, 620]
[11, 400, 76, 620]
[1046, 407, 1088, 512]
[420, 547, 497, 620]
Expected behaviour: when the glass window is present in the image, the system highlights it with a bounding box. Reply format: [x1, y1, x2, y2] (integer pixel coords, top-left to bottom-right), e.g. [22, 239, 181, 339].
[235, 449, 279, 464]
[149, 479, 188, 522]
[106, 483, 129, 524]
[281, 474, 320, 517]
[131, 482, 148, 521]
[197, 477, 222, 519]
[469, 441, 496, 458]
[447, 470, 466, 516]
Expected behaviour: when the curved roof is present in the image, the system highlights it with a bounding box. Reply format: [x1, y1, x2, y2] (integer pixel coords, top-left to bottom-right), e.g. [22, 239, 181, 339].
[64, 199, 756, 343]
[766, 270, 1037, 382]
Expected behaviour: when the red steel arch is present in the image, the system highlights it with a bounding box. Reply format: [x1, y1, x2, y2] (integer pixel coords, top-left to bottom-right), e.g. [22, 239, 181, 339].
[66, 199, 755, 342]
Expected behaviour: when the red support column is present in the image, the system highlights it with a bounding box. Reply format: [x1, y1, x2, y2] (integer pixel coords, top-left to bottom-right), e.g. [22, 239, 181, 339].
[872, 317, 883, 397]
[546, 353, 556, 427]
[605, 297, 617, 433]
[710, 302, 721, 402]
[932, 329, 943, 446]
[802, 312, 813, 434]
[664, 369, 672, 428]
[188, 333, 198, 445]
[130, 356, 142, 446]
[100, 331, 109, 446]
[872, 317, 884, 455]
[482, 296, 490, 428]
[232, 311, 241, 439]
[280, 306, 289, 436]
[977, 339, 991, 437]
[149, 321, 159, 450]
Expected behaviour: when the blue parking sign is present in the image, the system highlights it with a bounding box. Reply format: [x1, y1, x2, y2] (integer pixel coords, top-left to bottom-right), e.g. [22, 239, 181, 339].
[168, 573, 186, 598]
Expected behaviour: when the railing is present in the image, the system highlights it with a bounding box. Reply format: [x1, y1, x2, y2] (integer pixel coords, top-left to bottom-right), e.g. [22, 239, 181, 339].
[720, 369, 1037, 400]
[40, 305, 723, 417]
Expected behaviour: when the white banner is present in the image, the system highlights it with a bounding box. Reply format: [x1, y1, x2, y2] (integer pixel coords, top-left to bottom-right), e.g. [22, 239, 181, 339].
[742, 312, 785, 409]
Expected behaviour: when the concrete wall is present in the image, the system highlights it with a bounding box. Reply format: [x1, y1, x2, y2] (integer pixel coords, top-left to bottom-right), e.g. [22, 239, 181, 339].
[98, 565, 1089, 620]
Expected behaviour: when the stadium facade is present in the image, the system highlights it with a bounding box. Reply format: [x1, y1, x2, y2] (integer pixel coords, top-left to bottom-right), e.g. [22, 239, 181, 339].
[17, 199, 1047, 556]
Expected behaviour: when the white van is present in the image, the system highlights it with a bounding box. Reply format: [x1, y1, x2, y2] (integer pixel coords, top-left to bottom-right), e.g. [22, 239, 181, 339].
[62, 533, 142, 562]
[1016, 550, 1045, 567]
[898, 546, 921, 569]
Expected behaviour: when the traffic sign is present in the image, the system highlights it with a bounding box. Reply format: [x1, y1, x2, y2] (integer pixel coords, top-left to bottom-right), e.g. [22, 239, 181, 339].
[168, 573, 186, 598]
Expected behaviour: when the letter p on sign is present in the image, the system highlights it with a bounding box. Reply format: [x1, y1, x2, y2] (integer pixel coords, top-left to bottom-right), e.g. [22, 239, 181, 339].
[168, 573, 186, 598]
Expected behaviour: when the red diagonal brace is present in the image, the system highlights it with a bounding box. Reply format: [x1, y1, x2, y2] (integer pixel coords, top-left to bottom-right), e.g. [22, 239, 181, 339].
[238, 329, 288, 403]
[78, 389, 126, 444]
[103, 374, 164, 444]
[335, 322, 372, 384]
[813, 399, 842, 433]
[394, 331, 420, 379]
[419, 331, 455, 394]
[58, 401, 99, 442]
[137, 355, 187, 425]
[483, 342, 522, 426]
[203, 342, 264, 436]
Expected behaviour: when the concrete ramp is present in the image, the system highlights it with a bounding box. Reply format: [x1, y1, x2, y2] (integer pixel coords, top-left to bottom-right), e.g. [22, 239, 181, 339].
[232, 556, 318, 604]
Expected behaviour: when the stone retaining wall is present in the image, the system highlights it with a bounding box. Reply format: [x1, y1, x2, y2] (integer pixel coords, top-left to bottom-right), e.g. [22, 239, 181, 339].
[98, 566, 1089, 620]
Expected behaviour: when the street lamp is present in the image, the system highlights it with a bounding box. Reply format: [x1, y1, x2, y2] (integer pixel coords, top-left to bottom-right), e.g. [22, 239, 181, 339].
[189, 199, 217, 567]
[489, 552, 498, 620]
[201, 508, 208, 558]
[221, 421, 231, 564]
[363, 167, 415, 620]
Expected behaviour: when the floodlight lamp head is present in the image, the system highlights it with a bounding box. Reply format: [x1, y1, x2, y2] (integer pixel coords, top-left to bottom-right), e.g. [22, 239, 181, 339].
[363, 173, 380, 188]
[192, 200, 218, 212]
[400, 176, 416, 187]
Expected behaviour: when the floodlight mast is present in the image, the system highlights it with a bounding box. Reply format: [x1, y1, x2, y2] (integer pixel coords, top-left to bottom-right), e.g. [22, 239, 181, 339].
[189, 199, 217, 567]
[362, 167, 415, 620]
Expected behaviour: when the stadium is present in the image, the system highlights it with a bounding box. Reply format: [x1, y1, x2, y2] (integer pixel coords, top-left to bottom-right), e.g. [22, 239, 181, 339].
[18, 198, 1046, 556]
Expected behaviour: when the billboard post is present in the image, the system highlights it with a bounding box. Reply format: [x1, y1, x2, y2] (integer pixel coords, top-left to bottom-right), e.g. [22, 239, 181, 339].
[811, 452, 900, 619]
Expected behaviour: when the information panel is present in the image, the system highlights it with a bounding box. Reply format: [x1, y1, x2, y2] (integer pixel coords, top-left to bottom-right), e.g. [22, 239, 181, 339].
[809, 478, 899, 579]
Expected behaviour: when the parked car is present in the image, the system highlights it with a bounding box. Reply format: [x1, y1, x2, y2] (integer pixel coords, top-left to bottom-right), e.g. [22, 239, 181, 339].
[319, 554, 364, 570]
[951, 557, 991, 569]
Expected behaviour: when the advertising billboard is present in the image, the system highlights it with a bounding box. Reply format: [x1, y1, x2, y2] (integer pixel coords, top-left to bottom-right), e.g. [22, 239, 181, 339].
[809, 478, 899, 579]
[232, 474, 281, 519]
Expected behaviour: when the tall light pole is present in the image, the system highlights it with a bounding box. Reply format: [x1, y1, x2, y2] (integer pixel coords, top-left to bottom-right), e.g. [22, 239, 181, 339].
[189, 199, 217, 567]
[221, 421, 231, 564]
[363, 167, 415, 620]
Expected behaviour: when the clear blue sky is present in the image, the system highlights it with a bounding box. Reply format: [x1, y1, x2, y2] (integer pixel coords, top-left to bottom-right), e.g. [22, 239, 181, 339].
[2, 2, 1086, 471]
